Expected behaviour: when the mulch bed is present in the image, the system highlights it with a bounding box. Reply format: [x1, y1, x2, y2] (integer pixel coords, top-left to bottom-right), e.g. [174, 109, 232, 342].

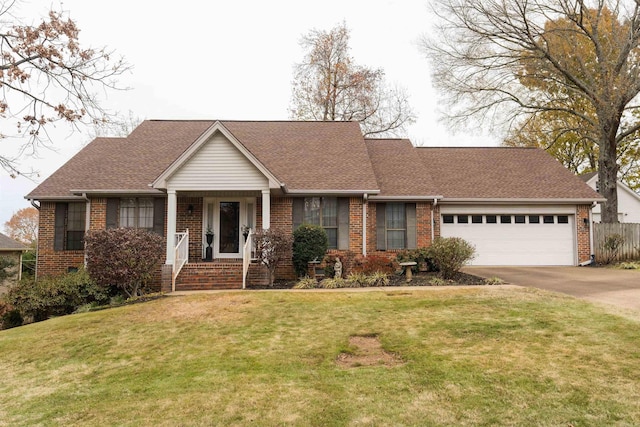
[248, 271, 486, 290]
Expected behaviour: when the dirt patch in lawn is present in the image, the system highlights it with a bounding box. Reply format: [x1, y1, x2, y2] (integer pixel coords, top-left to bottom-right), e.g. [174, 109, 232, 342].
[336, 335, 404, 368]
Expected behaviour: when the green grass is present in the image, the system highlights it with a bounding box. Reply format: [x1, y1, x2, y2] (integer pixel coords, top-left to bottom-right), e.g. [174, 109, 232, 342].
[1, 287, 640, 426]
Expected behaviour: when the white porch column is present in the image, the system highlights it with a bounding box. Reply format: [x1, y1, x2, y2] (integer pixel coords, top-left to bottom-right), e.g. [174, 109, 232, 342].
[166, 190, 177, 264]
[262, 189, 270, 230]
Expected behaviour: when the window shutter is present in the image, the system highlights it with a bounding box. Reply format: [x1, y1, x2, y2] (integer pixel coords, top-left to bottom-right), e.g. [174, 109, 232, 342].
[337, 198, 350, 250]
[376, 203, 386, 250]
[292, 198, 304, 231]
[406, 203, 417, 249]
[153, 198, 165, 235]
[106, 198, 119, 229]
[54, 203, 67, 251]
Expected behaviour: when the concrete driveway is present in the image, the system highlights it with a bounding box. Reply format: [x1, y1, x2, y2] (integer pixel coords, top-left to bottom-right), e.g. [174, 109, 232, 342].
[464, 266, 640, 311]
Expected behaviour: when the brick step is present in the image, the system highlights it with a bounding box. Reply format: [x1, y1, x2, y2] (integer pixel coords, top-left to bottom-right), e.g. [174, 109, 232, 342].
[174, 261, 268, 291]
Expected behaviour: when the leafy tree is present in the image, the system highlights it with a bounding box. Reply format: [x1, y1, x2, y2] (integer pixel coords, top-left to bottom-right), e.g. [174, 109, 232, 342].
[4, 207, 38, 245]
[84, 228, 163, 298]
[253, 228, 293, 286]
[0, 1, 130, 177]
[423, 0, 640, 222]
[290, 22, 415, 137]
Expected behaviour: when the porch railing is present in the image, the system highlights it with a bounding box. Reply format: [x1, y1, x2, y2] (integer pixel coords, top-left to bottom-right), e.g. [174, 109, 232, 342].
[173, 229, 189, 292]
[242, 228, 255, 289]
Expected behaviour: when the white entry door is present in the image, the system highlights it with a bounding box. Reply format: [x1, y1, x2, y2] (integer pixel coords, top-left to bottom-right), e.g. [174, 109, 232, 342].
[203, 198, 255, 259]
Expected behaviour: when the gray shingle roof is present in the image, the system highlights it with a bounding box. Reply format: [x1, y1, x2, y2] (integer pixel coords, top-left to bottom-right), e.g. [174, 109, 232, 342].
[26, 120, 601, 202]
[0, 232, 28, 251]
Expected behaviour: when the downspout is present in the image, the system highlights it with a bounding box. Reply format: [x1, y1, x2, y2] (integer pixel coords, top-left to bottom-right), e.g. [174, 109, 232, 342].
[29, 200, 40, 279]
[81, 193, 91, 268]
[431, 198, 438, 242]
[589, 205, 595, 264]
[362, 194, 368, 256]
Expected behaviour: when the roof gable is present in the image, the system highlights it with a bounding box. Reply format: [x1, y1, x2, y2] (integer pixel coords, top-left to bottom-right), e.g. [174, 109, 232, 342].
[0, 232, 28, 251]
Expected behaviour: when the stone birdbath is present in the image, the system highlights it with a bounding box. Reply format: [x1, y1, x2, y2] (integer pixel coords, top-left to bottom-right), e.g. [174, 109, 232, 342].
[398, 261, 417, 283]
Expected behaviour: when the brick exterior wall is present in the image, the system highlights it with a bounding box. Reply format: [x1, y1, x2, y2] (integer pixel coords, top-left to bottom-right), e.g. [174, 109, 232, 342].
[36, 202, 85, 278]
[576, 204, 592, 264]
[35, 195, 596, 290]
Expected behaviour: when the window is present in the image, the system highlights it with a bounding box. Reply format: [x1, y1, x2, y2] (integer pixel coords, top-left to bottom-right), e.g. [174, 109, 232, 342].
[500, 215, 511, 224]
[386, 203, 406, 249]
[375, 202, 416, 250]
[557, 215, 569, 224]
[543, 215, 555, 224]
[54, 202, 86, 251]
[472, 215, 483, 224]
[457, 215, 469, 224]
[120, 198, 154, 230]
[515, 215, 526, 224]
[529, 215, 540, 224]
[295, 197, 342, 249]
[486, 215, 497, 224]
[443, 215, 454, 224]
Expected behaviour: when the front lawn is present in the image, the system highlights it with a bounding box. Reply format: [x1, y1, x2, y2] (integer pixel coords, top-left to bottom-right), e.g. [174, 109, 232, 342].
[1, 287, 639, 426]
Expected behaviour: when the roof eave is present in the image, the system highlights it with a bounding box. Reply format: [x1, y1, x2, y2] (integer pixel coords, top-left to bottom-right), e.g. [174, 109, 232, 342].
[440, 197, 607, 204]
[284, 188, 381, 196]
[368, 195, 443, 201]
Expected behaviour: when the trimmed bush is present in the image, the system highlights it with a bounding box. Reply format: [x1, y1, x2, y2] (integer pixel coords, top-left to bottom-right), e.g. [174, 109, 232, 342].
[351, 255, 396, 274]
[396, 247, 438, 273]
[427, 237, 476, 280]
[85, 228, 164, 298]
[292, 224, 328, 277]
[4, 268, 107, 323]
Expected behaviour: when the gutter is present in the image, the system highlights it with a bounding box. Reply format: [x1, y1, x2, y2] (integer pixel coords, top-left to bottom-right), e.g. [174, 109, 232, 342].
[440, 197, 608, 204]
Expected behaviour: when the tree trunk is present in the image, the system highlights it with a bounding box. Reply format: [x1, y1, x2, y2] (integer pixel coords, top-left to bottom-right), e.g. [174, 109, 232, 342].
[597, 118, 619, 223]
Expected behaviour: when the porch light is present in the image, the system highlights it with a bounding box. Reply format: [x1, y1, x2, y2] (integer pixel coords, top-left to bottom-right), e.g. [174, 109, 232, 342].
[187, 204, 194, 215]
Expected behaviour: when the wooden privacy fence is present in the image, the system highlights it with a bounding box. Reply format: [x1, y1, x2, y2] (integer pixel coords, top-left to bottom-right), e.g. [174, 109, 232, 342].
[593, 223, 640, 263]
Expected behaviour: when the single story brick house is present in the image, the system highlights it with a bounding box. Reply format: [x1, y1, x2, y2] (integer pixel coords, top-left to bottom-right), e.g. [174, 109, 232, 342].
[26, 120, 604, 291]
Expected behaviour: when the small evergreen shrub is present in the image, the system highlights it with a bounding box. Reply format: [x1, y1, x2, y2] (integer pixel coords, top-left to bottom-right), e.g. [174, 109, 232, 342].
[429, 277, 448, 286]
[427, 237, 476, 280]
[320, 277, 347, 289]
[292, 224, 328, 277]
[346, 272, 367, 287]
[5, 268, 107, 323]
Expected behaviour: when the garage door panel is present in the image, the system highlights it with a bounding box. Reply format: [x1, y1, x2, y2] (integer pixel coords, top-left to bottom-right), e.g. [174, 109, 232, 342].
[441, 215, 575, 266]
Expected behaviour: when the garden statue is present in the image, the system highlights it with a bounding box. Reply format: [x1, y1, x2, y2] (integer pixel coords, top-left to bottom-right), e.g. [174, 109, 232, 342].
[334, 257, 342, 278]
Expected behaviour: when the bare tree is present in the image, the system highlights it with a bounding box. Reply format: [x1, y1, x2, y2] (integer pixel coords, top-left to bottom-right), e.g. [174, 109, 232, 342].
[290, 22, 416, 137]
[422, 0, 640, 222]
[0, 1, 130, 178]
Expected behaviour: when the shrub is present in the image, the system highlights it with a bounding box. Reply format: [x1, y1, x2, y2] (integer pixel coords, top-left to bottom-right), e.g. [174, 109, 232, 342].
[85, 228, 164, 298]
[396, 248, 438, 273]
[254, 228, 293, 286]
[345, 272, 367, 287]
[4, 268, 107, 323]
[429, 277, 448, 286]
[293, 276, 318, 289]
[600, 233, 625, 264]
[484, 276, 505, 285]
[367, 271, 390, 287]
[351, 255, 396, 274]
[427, 237, 476, 280]
[0, 300, 22, 329]
[0, 256, 16, 281]
[618, 262, 640, 270]
[320, 277, 347, 289]
[292, 224, 328, 277]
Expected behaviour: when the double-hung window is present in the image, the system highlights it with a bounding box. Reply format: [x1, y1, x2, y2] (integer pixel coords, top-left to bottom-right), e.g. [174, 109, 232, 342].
[376, 202, 417, 250]
[54, 202, 86, 251]
[293, 197, 349, 250]
[106, 197, 165, 235]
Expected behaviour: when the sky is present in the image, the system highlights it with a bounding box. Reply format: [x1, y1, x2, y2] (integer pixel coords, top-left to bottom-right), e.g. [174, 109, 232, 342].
[0, 0, 499, 228]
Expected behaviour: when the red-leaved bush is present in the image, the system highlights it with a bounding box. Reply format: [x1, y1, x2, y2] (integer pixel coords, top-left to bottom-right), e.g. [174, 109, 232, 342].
[84, 228, 164, 298]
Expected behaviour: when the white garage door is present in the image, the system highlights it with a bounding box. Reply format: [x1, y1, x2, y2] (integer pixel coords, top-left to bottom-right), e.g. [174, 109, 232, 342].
[440, 214, 575, 266]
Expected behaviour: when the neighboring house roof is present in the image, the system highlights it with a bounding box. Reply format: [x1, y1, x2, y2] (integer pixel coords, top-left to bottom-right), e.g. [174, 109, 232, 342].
[579, 171, 598, 182]
[26, 120, 602, 203]
[0, 232, 28, 252]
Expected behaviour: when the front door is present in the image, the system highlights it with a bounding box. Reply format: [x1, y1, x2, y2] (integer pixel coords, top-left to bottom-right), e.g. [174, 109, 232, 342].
[218, 201, 240, 255]
[203, 198, 255, 259]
